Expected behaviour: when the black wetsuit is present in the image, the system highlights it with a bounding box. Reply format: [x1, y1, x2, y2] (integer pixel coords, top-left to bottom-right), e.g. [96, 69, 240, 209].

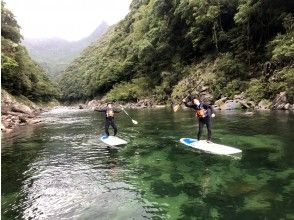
[184, 102, 214, 141]
[96, 108, 120, 136]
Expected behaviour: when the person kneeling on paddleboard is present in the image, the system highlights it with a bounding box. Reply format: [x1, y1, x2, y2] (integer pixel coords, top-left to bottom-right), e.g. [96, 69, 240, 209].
[183, 97, 215, 142]
[95, 103, 120, 137]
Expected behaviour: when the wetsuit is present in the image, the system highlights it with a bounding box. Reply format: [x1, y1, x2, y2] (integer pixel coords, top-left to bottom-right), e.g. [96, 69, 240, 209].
[184, 102, 214, 141]
[96, 108, 120, 136]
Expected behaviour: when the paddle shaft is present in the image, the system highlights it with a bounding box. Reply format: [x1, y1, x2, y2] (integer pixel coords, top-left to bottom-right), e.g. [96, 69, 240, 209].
[173, 79, 204, 111]
[120, 105, 137, 124]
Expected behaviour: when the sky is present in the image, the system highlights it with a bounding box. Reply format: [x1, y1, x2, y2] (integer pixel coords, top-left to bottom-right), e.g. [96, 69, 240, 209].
[5, 0, 132, 41]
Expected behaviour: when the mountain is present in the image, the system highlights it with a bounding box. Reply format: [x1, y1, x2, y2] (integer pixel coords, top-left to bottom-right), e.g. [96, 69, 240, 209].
[22, 22, 109, 79]
[1, 2, 58, 101]
[59, 0, 293, 104]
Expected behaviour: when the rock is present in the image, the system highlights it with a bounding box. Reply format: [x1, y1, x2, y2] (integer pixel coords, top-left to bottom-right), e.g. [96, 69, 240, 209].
[1, 104, 9, 115]
[79, 104, 84, 109]
[87, 100, 100, 108]
[272, 91, 287, 110]
[247, 101, 256, 108]
[234, 93, 245, 100]
[19, 116, 27, 123]
[244, 111, 254, 115]
[258, 99, 272, 110]
[284, 103, 290, 110]
[11, 104, 33, 115]
[238, 100, 250, 109]
[214, 97, 228, 107]
[28, 119, 42, 125]
[220, 100, 242, 110]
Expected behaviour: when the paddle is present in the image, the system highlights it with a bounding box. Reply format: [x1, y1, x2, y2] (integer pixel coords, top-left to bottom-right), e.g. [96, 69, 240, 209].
[173, 79, 204, 112]
[119, 105, 138, 124]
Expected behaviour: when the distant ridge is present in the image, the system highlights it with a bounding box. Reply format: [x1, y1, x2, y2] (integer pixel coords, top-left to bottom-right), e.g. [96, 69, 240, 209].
[22, 21, 109, 79]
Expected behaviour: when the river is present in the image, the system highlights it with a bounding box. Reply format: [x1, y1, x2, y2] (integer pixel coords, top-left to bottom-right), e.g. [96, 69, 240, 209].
[2, 107, 293, 219]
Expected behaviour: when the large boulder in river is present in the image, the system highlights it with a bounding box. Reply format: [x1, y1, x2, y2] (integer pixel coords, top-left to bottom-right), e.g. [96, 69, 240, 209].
[87, 100, 100, 108]
[11, 104, 33, 115]
[220, 100, 242, 110]
[258, 99, 272, 110]
[214, 97, 228, 108]
[272, 91, 287, 110]
[284, 103, 291, 110]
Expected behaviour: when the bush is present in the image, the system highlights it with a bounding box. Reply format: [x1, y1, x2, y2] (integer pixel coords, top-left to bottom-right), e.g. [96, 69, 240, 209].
[268, 67, 294, 102]
[245, 79, 267, 102]
[106, 77, 150, 101]
[214, 53, 248, 80]
[222, 80, 248, 99]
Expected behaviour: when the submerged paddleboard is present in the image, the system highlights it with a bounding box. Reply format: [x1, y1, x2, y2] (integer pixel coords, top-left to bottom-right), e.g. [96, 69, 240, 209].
[180, 138, 242, 155]
[100, 136, 127, 146]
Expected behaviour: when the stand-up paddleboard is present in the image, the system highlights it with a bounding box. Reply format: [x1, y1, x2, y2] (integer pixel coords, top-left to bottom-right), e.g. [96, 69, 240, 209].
[100, 136, 127, 146]
[180, 138, 241, 155]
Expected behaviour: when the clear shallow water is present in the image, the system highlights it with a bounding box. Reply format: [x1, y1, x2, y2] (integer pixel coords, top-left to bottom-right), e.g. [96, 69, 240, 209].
[2, 107, 294, 219]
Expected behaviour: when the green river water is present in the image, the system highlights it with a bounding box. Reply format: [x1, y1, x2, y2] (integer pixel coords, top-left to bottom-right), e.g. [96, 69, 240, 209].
[1, 108, 294, 219]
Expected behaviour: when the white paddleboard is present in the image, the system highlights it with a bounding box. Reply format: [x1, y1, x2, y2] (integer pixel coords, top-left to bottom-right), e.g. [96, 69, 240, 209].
[100, 136, 127, 146]
[180, 138, 242, 155]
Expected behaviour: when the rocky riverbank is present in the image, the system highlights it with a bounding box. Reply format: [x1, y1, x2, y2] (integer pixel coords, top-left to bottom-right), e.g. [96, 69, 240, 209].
[78, 98, 166, 110]
[76, 90, 293, 112]
[213, 91, 293, 111]
[1, 90, 56, 133]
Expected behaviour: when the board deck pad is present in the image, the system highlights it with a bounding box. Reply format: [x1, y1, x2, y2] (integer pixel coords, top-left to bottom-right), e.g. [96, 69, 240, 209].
[100, 135, 127, 146]
[180, 138, 242, 155]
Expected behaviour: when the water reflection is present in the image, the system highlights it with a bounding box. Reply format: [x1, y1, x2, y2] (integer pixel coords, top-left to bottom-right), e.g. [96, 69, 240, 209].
[2, 108, 294, 219]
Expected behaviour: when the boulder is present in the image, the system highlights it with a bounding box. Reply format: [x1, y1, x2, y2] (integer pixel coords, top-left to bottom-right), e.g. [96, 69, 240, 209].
[214, 97, 228, 108]
[1, 103, 9, 115]
[87, 100, 100, 108]
[1, 123, 6, 131]
[221, 100, 242, 110]
[19, 116, 28, 123]
[284, 103, 291, 110]
[247, 101, 256, 108]
[258, 99, 272, 110]
[234, 92, 246, 100]
[238, 100, 250, 109]
[28, 119, 42, 125]
[11, 104, 33, 115]
[79, 104, 84, 109]
[272, 91, 287, 110]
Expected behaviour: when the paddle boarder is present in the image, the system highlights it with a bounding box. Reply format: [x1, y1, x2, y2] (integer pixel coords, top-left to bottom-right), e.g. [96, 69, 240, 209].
[95, 103, 120, 137]
[182, 97, 215, 142]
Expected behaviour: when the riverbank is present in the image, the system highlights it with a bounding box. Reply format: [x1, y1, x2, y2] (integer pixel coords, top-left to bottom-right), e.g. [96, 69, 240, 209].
[74, 91, 294, 111]
[1, 90, 59, 133]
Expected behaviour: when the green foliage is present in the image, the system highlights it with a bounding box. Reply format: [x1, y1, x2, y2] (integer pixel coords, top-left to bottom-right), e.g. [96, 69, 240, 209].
[245, 79, 267, 102]
[1, 2, 58, 101]
[1, 1, 22, 43]
[268, 67, 294, 102]
[268, 14, 294, 64]
[106, 77, 150, 101]
[214, 53, 247, 80]
[222, 80, 248, 99]
[59, 0, 294, 104]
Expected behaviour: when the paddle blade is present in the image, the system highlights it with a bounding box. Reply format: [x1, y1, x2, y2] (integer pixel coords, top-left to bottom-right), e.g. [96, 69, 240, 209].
[173, 104, 180, 112]
[132, 119, 138, 124]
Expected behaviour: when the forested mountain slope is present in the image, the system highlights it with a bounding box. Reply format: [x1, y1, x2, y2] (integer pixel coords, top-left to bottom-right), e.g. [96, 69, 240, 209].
[59, 0, 294, 105]
[1, 2, 58, 102]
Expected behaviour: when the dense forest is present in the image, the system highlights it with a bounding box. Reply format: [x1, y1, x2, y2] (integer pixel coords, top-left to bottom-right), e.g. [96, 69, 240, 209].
[1, 2, 58, 102]
[59, 0, 293, 105]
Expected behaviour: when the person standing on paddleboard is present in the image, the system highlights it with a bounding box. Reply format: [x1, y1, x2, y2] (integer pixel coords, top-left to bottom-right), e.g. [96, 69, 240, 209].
[95, 103, 120, 137]
[183, 98, 215, 142]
